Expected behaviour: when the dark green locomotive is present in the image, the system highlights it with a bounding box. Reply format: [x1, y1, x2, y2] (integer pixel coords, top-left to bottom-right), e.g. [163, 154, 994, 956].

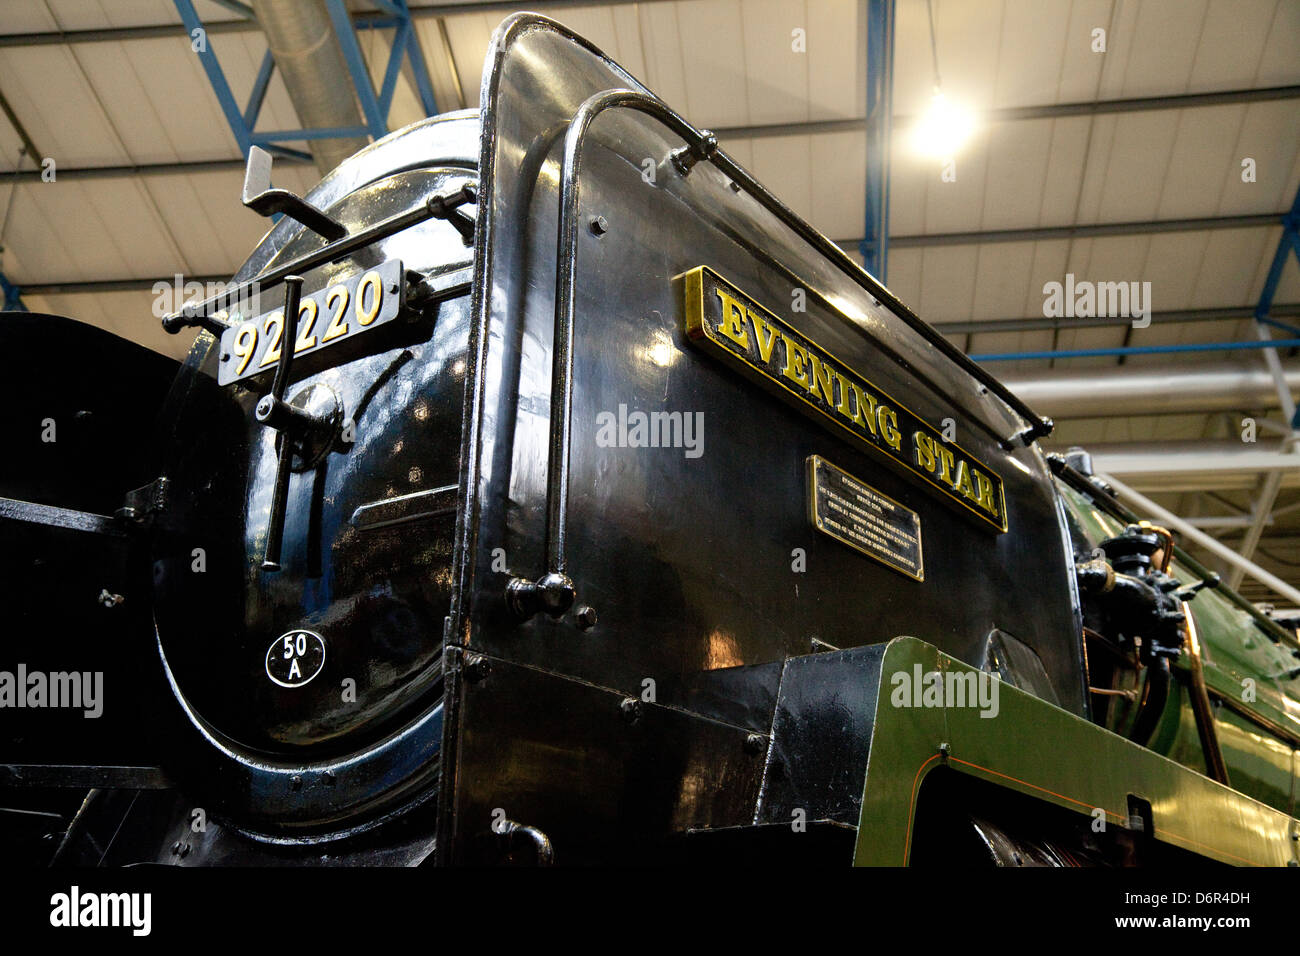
[1, 14, 1296, 866]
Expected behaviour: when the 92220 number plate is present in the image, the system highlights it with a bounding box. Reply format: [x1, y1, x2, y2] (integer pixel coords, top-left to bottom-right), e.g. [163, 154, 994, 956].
[217, 259, 405, 386]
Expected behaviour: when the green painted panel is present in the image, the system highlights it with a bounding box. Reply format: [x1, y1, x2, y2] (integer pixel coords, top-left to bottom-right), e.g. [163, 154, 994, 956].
[854, 637, 1299, 866]
[1214, 705, 1295, 815]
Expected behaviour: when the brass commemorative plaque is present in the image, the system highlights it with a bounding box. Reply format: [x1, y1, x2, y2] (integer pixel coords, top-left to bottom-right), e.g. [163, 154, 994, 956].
[807, 455, 924, 581]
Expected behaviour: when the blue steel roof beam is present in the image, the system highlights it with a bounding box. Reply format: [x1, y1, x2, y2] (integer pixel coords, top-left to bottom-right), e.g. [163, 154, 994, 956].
[325, 0, 388, 140]
[173, 0, 253, 157]
[243, 47, 275, 129]
[397, 0, 439, 116]
[1255, 186, 1300, 324]
[1259, 316, 1300, 337]
[264, 145, 313, 163]
[208, 0, 255, 18]
[1252, 185, 1300, 438]
[377, 18, 411, 117]
[253, 126, 371, 142]
[860, 0, 894, 282]
[353, 2, 439, 119]
[0, 271, 27, 311]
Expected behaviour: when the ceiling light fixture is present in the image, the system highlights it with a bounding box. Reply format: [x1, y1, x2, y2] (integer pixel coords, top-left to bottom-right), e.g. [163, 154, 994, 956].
[911, 0, 976, 159]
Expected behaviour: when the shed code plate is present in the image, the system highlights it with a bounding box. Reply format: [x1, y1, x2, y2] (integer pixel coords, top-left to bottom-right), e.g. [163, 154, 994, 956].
[807, 455, 924, 581]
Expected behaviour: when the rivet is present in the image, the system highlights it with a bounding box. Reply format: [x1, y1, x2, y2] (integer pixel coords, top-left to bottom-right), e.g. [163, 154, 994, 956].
[465, 654, 491, 683]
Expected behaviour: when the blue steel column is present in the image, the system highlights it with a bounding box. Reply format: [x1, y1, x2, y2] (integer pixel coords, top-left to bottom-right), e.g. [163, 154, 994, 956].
[0, 270, 27, 311]
[1255, 186, 1300, 331]
[859, 0, 895, 282]
[1249, 186, 1300, 427]
[325, 0, 389, 140]
[243, 48, 276, 130]
[176, 0, 439, 163]
[1227, 184, 1300, 588]
[401, 9, 439, 116]
[174, 0, 254, 157]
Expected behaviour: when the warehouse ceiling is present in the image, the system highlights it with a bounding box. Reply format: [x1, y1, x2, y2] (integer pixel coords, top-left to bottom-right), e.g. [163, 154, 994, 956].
[1, 0, 1298, 602]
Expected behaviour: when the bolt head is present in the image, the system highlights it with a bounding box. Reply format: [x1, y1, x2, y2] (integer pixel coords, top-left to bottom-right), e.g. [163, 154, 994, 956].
[290, 774, 303, 791]
[464, 654, 491, 683]
[744, 733, 767, 756]
[620, 697, 643, 725]
[575, 604, 598, 630]
[589, 215, 608, 236]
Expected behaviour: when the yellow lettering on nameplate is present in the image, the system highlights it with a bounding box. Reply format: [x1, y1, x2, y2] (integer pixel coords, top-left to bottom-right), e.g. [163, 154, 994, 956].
[678, 265, 1007, 532]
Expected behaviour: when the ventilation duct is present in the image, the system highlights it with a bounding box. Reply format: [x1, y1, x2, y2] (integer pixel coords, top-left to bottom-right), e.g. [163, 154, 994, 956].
[1001, 362, 1300, 418]
[253, 0, 370, 176]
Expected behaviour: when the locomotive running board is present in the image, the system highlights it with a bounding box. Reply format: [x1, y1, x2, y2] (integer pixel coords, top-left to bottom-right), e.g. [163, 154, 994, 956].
[851, 637, 1299, 866]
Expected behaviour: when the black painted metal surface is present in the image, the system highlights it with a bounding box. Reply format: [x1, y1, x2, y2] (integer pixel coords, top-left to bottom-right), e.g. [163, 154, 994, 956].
[757, 645, 888, 826]
[439, 13, 1087, 861]
[443, 648, 766, 864]
[145, 122, 479, 833]
[0, 314, 177, 758]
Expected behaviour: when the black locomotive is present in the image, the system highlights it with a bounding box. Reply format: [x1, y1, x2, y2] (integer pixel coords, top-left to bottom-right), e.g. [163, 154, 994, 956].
[3, 14, 1297, 868]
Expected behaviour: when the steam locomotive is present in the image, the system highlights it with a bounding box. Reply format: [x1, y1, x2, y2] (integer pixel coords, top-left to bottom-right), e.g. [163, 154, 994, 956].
[3, 14, 1298, 867]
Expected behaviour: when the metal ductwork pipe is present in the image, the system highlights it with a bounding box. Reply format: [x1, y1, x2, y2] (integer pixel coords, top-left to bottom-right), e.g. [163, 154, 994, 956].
[1001, 361, 1300, 418]
[1085, 440, 1300, 492]
[253, 0, 370, 176]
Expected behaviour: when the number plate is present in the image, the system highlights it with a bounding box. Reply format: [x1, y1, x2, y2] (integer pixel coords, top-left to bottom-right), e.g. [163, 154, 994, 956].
[217, 259, 405, 386]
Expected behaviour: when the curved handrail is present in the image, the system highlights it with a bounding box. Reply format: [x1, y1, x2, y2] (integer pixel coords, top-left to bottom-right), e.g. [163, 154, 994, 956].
[506, 86, 1052, 621]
